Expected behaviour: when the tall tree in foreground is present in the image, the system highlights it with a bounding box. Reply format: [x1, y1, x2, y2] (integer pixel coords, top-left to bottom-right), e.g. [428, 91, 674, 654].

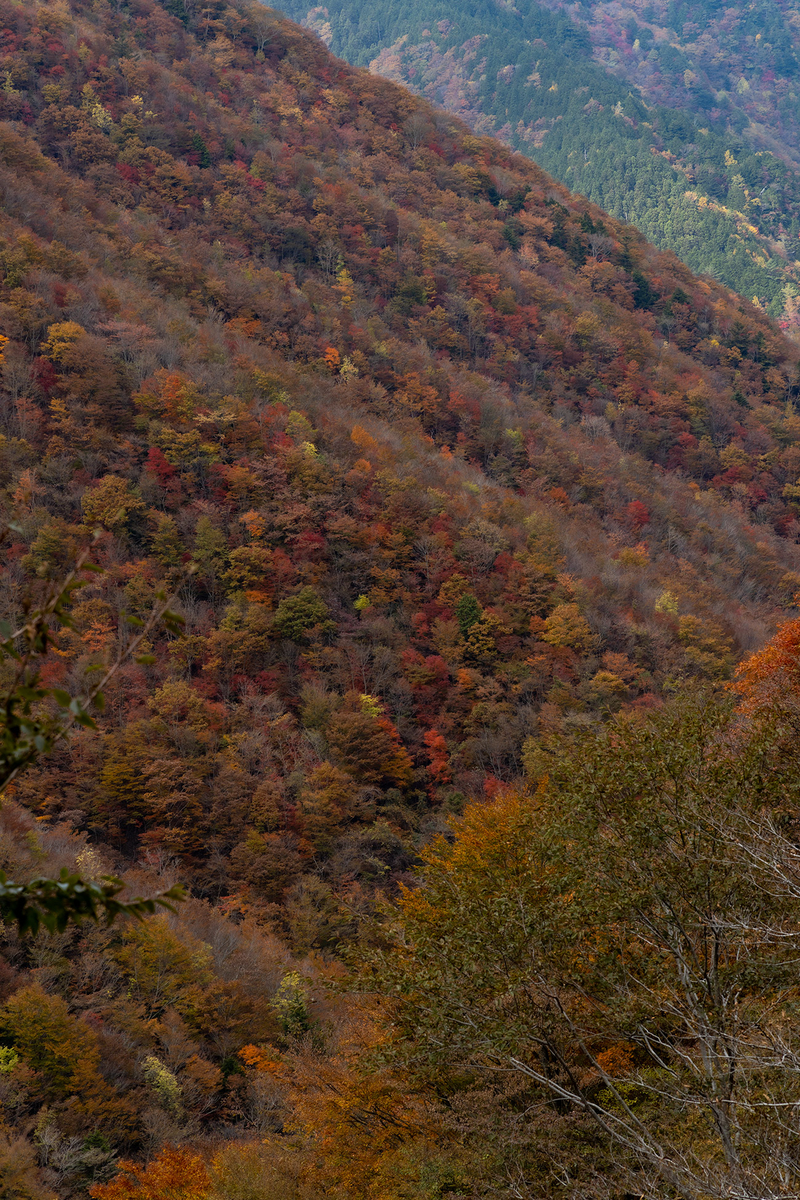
[365, 686, 800, 1198]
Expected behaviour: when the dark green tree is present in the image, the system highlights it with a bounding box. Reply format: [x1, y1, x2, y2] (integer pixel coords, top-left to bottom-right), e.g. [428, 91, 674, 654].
[455, 593, 481, 638]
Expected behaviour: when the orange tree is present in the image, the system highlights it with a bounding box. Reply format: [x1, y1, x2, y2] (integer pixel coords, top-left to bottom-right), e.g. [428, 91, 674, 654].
[89, 1147, 210, 1200]
[731, 608, 800, 751]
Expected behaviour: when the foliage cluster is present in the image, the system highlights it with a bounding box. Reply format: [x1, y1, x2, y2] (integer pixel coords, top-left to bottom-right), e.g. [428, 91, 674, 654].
[362, 675, 800, 1198]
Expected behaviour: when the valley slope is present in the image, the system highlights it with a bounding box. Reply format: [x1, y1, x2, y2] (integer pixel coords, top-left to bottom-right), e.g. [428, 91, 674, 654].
[1, 0, 800, 1189]
[279, 0, 800, 327]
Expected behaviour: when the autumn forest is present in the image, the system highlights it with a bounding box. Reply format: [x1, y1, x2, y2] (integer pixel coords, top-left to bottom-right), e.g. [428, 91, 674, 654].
[2, 0, 800, 1195]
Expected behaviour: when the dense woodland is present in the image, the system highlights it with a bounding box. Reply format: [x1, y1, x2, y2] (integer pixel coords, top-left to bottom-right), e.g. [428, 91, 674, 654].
[3, 0, 800, 1194]
[279, 0, 800, 325]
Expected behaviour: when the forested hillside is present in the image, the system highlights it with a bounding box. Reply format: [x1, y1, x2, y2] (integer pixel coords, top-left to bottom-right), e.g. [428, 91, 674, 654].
[279, 0, 800, 327]
[550, 0, 800, 157]
[2, 0, 800, 1193]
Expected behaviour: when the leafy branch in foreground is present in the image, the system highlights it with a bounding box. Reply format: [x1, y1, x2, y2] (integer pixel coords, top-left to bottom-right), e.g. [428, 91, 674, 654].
[0, 524, 187, 932]
[0, 870, 184, 936]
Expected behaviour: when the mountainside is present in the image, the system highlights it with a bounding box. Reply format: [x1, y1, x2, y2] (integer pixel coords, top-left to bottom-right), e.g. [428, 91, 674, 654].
[3, 0, 800, 1191]
[279, 0, 800, 328]
[554, 0, 800, 160]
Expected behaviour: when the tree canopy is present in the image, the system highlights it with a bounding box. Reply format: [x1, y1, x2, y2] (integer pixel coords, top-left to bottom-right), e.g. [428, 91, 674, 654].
[365, 682, 800, 1197]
